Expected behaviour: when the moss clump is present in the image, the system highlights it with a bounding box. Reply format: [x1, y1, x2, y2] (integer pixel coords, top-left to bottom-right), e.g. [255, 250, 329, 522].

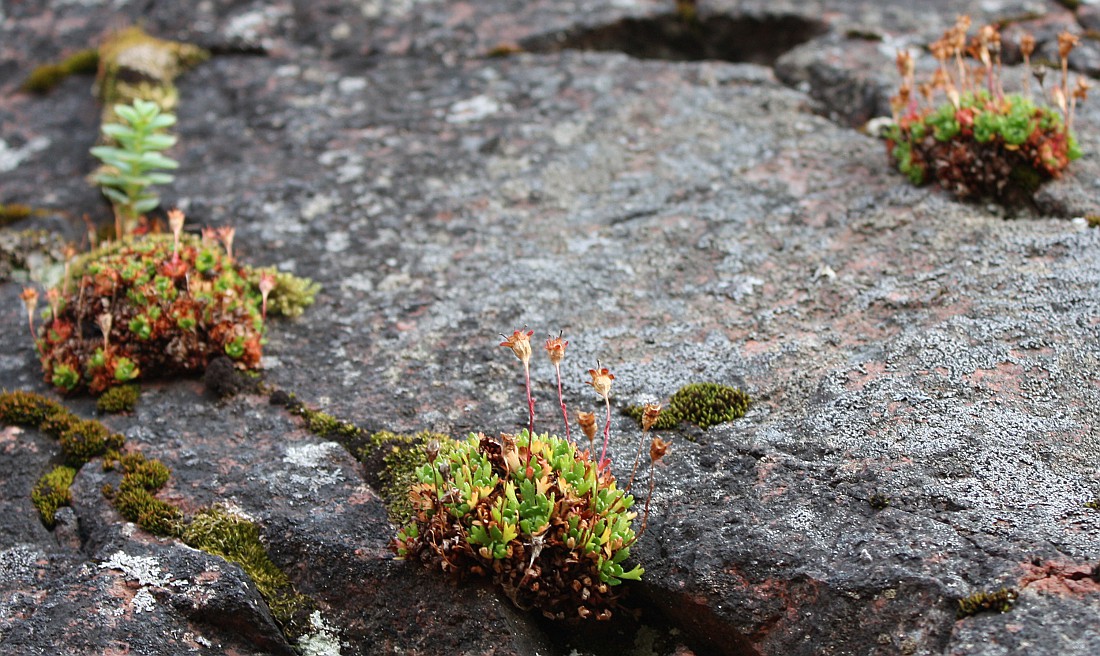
[97, 384, 140, 414]
[31, 466, 77, 527]
[280, 394, 362, 442]
[0, 391, 67, 426]
[869, 493, 891, 509]
[625, 382, 750, 431]
[254, 268, 320, 319]
[957, 588, 1018, 618]
[21, 49, 99, 93]
[105, 451, 181, 536]
[1085, 498, 1100, 510]
[182, 505, 312, 631]
[360, 431, 453, 525]
[59, 419, 124, 467]
[95, 26, 208, 120]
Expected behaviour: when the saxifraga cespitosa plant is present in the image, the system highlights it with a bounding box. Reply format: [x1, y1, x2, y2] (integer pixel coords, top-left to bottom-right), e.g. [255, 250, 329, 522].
[883, 16, 1088, 205]
[19, 210, 296, 394]
[91, 98, 179, 238]
[393, 329, 670, 620]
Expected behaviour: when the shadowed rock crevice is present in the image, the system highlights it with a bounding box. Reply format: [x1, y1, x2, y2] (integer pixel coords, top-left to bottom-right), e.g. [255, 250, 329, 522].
[521, 13, 827, 65]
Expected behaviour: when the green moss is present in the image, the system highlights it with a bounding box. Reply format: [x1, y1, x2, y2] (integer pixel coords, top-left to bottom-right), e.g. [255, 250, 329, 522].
[109, 451, 181, 536]
[97, 384, 140, 414]
[0, 204, 35, 226]
[1086, 216, 1100, 229]
[21, 49, 99, 93]
[289, 402, 362, 441]
[182, 506, 312, 631]
[957, 588, 1018, 618]
[625, 382, 750, 432]
[58, 419, 124, 467]
[31, 466, 77, 528]
[869, 493, 891, 510]
[0, 391, 66, 426]
[1085, 498, 1100, 510]
[255, 268, 320, 319]
[360, 431, 453, 525]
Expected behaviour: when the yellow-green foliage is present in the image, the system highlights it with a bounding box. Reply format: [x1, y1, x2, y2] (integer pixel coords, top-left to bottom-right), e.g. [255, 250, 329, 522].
[97, 384, 140, 414]
[626, 382, 750, 431]
[0, 204, 35, 226]
[182, 506, 311, 628]
[0, 390, 66, 426]
[0, 391, 122, 466]
[957, 588, 1018, 618]
[256, 268, 321, 319]
[106, 451, 181, 536]
[95, 26, 208, 118]
[58, 418, 124, 467]
[362, 431, 453, 525]
[21, 49, 99, 94]
[32, 466, 77, 527]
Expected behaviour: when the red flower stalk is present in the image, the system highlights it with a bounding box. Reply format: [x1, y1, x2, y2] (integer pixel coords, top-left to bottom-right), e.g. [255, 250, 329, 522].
[500, 328, 536, 450]
[545, 332, 570, 441]
[585, 362, 615, 467]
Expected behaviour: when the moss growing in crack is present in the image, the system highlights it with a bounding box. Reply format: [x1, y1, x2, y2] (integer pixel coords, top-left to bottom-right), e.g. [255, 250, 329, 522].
[104, 450, 181, 536]
[869, 493, 891, 510]
[0, 390, 67, 426]
[95, 26, 208, 119]
[58, 419, 124, 467]
[21, 49, 99, 94]
[625, 382, 750, 432]
[360, 430, 453, 525]
[280, 395, 363, 442]
[31, 466, 77, 527]
[182, 505, 312, 634]
[97, 384, 140, 414]
[1085, 498, 1100, 511]
[957, 588, 1018, 618]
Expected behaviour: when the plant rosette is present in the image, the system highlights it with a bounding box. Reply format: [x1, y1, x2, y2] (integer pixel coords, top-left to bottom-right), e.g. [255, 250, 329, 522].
[36, 232, 266, 394]
[394, 430, 643, 621]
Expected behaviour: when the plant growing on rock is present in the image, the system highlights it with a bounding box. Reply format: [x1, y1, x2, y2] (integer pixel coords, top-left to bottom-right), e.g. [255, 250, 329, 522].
[883, 17, 1088, 206]
[27, 210, 317, 394]
[91, 98, 179, 237]
[626, 381, 750, 432]
[393, 329, 667, 620]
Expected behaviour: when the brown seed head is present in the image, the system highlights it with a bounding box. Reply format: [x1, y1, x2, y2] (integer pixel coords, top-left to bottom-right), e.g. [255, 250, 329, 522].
[216, 226, 236, 259]
[895, 50, 914, 79]
[577, 411, 597, 446]
[1058, 31, 1080, 61]
[1019, 32, 1035, 59]
[167, 208, 185, 238]
[45, 288, 61, 318]
[641, 402, 662, 432]
[20, 287, 38, 325]
[586, 365, 614, 400]
[544, 332, 568, 365]
[500, 328, 534, 364]
[1074, 76, 1092, 101]
[650, 436, 670, 463]
[97, 312, 113, 344]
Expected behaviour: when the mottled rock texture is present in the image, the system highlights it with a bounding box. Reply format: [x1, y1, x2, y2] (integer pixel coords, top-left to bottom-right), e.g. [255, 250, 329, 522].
[2, 0, 1099, 655]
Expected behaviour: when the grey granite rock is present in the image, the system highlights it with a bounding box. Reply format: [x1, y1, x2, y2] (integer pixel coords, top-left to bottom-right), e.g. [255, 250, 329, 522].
[2, 1, 1099, 655]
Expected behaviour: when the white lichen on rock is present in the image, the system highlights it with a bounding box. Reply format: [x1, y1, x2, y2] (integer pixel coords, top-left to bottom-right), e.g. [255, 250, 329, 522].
[296, 610, 344, 656]
[99, 550, 172, 587]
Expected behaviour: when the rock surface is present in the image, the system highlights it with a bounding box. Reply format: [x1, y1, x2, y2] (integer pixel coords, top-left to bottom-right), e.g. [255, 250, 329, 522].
[2, 1, 1099, 655]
